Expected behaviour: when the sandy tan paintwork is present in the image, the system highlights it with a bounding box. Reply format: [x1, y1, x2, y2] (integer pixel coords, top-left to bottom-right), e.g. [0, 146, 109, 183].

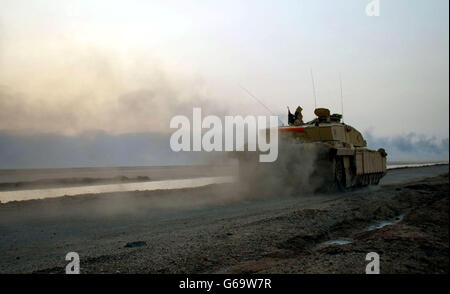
[279, 124, 367, 147]
[276, 108, 387, 189]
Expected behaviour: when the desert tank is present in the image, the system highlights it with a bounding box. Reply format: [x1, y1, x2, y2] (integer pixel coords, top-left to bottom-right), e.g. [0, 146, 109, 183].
[237, 107, 387, 192]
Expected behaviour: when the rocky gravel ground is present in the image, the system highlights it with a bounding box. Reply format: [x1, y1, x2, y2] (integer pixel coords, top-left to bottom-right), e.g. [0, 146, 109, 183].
[0, 166, 448, 274]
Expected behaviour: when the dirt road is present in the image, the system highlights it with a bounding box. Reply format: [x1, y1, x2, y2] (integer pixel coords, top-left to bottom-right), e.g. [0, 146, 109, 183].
[0, 165, 448, 273]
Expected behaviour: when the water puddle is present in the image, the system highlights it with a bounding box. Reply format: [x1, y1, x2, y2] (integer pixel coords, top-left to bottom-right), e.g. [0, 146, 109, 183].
[364, 214, 404, 231]
[0, 176, 235, 203]
[321, 214, 404, 246]
[321, 239, 352, 245]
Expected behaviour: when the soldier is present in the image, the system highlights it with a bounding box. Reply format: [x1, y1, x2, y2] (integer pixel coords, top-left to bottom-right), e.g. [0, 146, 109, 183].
[288, 106, 304, 126]
[294, 106, 304, 125]
[287, 107, 296, 125]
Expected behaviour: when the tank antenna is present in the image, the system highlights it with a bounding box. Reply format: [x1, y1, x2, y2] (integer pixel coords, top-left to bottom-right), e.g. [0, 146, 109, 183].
[339, 73, 344, 123]
[310, 68, 317, 109]
[239, 84, 285, 126]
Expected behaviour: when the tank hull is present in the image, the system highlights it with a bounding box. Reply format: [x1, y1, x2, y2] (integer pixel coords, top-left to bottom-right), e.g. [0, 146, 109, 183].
[236, 140, 387, 193]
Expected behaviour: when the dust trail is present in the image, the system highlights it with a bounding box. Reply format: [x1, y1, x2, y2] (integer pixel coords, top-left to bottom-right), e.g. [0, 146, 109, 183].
[237, 139, 324, 199]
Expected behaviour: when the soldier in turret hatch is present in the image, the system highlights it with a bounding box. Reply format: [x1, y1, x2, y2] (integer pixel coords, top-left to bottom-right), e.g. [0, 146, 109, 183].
[287, 106, 304, 126]
[288, 107, 295, 125]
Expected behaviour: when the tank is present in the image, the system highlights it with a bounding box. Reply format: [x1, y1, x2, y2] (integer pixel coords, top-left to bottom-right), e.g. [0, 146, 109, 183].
[237, 107, 387, 192]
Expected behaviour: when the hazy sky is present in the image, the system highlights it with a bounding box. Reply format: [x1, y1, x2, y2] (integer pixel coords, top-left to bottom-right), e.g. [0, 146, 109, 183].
[0, 0, 448, 167]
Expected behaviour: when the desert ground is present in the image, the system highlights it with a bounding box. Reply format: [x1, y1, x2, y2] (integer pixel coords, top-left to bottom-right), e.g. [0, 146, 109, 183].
[0, 165, 448, 274]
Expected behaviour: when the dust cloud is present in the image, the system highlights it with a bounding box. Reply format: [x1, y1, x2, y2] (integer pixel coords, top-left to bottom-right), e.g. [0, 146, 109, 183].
[0, 42, 231, 136]
[237, 139, 325, 199]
